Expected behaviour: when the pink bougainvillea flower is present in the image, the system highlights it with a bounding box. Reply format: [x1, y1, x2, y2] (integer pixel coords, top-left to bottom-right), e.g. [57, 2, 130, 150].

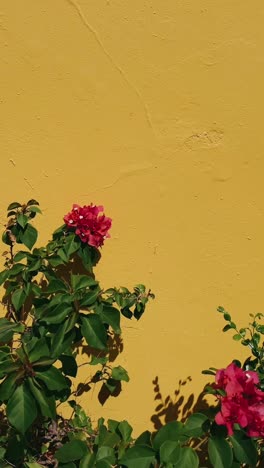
[214, 362, 264, 436]
[247, 403, 264, 437]
[64, 203, 112, 248]
[215, 362, 261, 398]
[215, 362, 247, 396]
[215, 396, 249, 435]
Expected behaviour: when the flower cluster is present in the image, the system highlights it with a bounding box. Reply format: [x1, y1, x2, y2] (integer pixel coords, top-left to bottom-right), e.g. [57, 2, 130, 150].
[64, 203, 112, 248]
[215, 362, 264, 437]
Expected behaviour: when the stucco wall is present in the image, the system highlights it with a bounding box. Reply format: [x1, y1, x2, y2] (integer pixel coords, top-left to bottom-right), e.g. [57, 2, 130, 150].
[1, 1, 264, 434]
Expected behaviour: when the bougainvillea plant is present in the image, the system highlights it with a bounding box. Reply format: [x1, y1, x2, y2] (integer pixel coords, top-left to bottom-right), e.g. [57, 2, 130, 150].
[0, 200, 155, 467]
[200, 308, 264, 468]
[214, 362, 264, 437]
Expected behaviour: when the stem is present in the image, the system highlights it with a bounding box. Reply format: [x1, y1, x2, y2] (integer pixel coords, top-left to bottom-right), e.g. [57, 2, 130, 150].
[10, 242, 14, 263]
[192, 436, 208, 451]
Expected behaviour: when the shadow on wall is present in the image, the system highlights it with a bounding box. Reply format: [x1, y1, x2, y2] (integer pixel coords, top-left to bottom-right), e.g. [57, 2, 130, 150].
[3, 242, 213, 425]
[150, 375, 212, 431]
[150, 376, 215, 466]
[76, 333, 124, 405]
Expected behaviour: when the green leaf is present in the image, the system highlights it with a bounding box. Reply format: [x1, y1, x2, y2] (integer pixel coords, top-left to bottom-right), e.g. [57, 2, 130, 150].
[31, 283, 42, 296]
[0, 269, 9, 286]
[77, 244, 96, 270]
[65, 311, 78, 333]
[27, 206, 42, 214]
[24, 463, 44, 468]
[71, 274, 98, 291]
[57, 247, 69, 263]
[118, 420, 133, 443]
[17, 214, 28, 229]
[11, 288, 26, 311]
[99, 306, 121, 334]
[2, 230, 13, 246]
[120, 445, 155, 468]
[153, 421, 185, 450]
[0, 318, 25, 342]
[98, 429, 121, 450]
[0, 344, 10, 358]
[50, 320, 73, 358]
[121, 307, 133, 319]
[233, 334, 241, 341]
[32, 357, 56, 367]
[241, 339, 250, 346]
[7, 202, 22, 210]
[64, 234, 80, 257]
[27, 259, 42, 272]
[35, 366, 68, 391]
[48, 292, 72, 306]
[202, 370, 217, 376]
[223, 313, 231, 321]
[90, 355, 108, 366]
[8, 263, 25, 276]
[96, 446, 115, 464]
[71, 403, 91, 428]
[256, 324, 264, 334]
[48, 255, 65, 267]
[134, 284, 145, 293]
[39, 303, 72, 324]
[13, 251, 29, 262]
[0, 358, 20, 379]
[45, 279, 69, 294]
[80, 289, 100, 307]
[26, 199, 39, 206]
[80, 452, 96, 468]
[0, 372, 18, 401]
[184, 413, 208, 438]
[52, 224, 65, 239]
[21, 224, 38, 250]
[7, 383, 37, 434]
[55, 440, 88, 463]
[27, 377, 56, 419]
[28, 337, 50, 363]
[253, 332, 260, 344]
[81, 314, 107, 350]
[135, 431, 152, 446]
[230, 430, 258, 466]
[173, 447, 199, 468]
[208, 436, 233, 468]
[112, 366, 129, 382]
[159, 441, 181, 464]
[96, 461, 112, 468]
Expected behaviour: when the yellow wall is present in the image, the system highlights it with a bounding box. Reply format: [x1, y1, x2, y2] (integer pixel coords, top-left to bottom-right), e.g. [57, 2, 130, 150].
[1, 0, 264, 435]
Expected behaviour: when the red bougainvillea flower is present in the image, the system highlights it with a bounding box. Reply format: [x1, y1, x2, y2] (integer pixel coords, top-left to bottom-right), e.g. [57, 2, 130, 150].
[247, 404, 264, 437]
[215, 362, 261, 398]
[215, 396, 249, 435]
[214, 362, 264, 436]
[64, 203, 112, 248]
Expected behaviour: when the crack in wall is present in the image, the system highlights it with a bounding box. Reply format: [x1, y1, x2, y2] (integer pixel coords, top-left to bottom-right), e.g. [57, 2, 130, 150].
[82, 163, 153, 196]
[66, 0, 155, 135]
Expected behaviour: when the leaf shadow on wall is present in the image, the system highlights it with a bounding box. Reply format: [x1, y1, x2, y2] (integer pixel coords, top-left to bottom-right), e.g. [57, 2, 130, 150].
[73, 333, 124, 405]
[150, 376, 212, 430]
[150, 376, 214, 466]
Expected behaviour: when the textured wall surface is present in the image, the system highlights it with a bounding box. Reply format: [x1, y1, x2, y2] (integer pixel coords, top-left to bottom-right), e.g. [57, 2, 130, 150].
[1, 0, 264, 434]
